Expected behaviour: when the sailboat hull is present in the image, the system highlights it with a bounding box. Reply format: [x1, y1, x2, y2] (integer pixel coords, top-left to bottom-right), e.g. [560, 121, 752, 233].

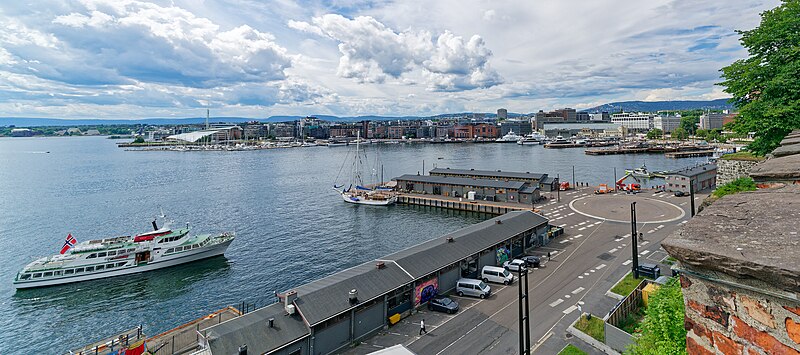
[342, 193, 398, 206]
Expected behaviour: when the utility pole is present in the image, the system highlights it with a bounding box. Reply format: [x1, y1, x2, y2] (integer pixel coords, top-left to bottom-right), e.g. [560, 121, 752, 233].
[690, 180, 696, 217]
[572, 165, 576, 189]
[557, 173, 561, 202]
[631, 202, 640, 279]
[517, 266, 530, 355]
[614, 167, 617, 193]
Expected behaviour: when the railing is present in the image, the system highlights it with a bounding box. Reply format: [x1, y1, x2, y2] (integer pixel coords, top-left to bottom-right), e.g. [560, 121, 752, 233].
[146, 306, 240, 355]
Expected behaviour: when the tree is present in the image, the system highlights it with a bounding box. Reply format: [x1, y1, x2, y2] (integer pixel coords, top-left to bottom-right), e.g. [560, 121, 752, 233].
[133, 136, 145, 144]
[626, 278, 687, 355]
[679, 116, 697, 135]
[719, 0, 800, 155]
[646, 128, 663, 139]
[671, 127, 689, 140]
[694, 129, 708, 139]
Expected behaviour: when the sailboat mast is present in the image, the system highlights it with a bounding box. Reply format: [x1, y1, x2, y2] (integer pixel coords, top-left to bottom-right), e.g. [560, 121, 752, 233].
[355, 131, 360, 186]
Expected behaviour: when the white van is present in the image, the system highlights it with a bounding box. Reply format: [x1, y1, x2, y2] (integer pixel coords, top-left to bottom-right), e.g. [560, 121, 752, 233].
[481, 266, 515, 285]
[456, 278, 492, 299]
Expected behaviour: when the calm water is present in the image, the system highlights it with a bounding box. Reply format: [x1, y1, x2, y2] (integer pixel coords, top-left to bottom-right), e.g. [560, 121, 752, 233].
[0, 137, 707, 353]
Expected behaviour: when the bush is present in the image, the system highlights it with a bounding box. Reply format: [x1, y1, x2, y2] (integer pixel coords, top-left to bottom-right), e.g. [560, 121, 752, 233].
[626, 278, 687, 355]
[559, 344, 587, 355]
[719, 151, 764, 162]
[611, 272, 649, 297]
[574, 314, 605, 342]
[133, 136, 145, 144]
[712, 177, 757, 198]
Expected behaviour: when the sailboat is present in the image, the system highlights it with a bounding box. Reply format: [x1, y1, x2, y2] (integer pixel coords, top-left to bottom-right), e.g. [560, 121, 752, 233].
[333, 132, 397, 206]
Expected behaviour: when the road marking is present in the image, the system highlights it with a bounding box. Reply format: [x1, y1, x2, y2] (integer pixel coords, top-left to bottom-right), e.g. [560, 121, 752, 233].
[640, 250, 650, 255]
[590, 269, 596, 273]
[578, 275, 584, 279]
[564, 294, 571, 299]
[623, 260, 632, 265]
[573, 234, 583, 239]
[578, 222, 586, 226]
[596, 264, 607, 270]
[563, 305, 578, 314]
[572, 287, 585, 294]
[657, 224, 664, 229]
[549, 298, 564, 307]
[568, 212, 575, 216]
[558, 224, 567, 227]
[642, 241, 650, 245]
[584, 272, 589, 276]
[559, 240, 569, 244]
[609, 248, 618, 253]
[681, 220, 689, 224]
[578, 227, 586, 231]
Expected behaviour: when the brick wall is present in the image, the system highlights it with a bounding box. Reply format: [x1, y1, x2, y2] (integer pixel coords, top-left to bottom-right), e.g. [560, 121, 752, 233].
[681, 274, 800, 354]
[716, 159, 760, 185]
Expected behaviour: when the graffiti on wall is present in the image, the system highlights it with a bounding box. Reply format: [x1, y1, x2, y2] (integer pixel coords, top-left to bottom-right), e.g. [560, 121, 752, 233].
[496, 247, 511, 265]
[414, 278, 438, 306]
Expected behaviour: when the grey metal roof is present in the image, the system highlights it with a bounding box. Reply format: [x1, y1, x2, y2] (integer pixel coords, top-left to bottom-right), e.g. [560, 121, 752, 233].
[292, 261, 414, 326]
[519, 186, 539, 194]
[382, 211, 548, 280]
[205, 303, 309, 355]
[429, 167, 546, 181]
[666, 163, 717, 177]
[395, 174, 526, 190]
[540, 176, 556, 184]
[285, 211, 547, 328]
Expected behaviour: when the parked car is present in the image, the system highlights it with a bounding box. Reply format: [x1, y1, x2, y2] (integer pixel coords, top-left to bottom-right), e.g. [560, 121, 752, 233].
[481, 266, 515, 285]
[519, 255, 541, 268]
[428, 296, 459, 314]
[637, 263, 661, 279]
[456, 278, 492, 299]
[503, 259, 528, 272]
[674, 191, 686, 197]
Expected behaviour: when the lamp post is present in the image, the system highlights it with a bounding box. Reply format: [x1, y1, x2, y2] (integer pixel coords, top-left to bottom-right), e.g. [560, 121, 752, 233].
[517, 265, 530, 355]
[557, 173, 561, 202]
[690, 180, 696, 217]
[631, 202, 639, 279]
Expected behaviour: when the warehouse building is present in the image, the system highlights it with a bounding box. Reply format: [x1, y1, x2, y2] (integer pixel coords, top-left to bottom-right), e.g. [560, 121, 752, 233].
[429, 167, 559, 192]
[393, 174, 540, 203]
[664, 163, 717, 193]
[200, 211, 550, 355]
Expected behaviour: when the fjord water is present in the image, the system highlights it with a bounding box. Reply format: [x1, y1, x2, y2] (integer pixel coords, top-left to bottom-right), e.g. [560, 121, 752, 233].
[0, 137, 706, 353]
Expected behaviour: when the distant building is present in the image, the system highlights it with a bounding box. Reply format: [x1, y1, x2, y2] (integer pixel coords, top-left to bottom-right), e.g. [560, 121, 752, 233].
[611, 112, 653, 132]
[269, 123, 296, 138]
[84, 129, 101, 136]
[722, 113, 738, 127]
[10, 128, 33, 137]
[67, 127, 82, 135]
[699, 112, 725, 130]
[497, 108, 508, 120]
[589, 112, 610, 122]
[499, 119, 532, 136]
[653, 115, 681, 133]
[664, 163, 717, 193]
[542, 122, 620, 138]
[534, 108, 578, 129]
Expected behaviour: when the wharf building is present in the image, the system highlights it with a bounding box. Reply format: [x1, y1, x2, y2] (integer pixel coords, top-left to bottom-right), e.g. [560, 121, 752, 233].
[542, 122, 622, 138]
[653, 115, 681, 133]
[610, 112, 654, 132]
[699, 112, 726, 130]
[664, 163, 717, 193]
[199, 211, 550, 355]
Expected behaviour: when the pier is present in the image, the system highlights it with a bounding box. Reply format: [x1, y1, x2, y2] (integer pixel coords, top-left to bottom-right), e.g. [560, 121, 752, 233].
[585, 147, 650, 155]
[664, 149, 715, 158]
[397, 193, 535, 214]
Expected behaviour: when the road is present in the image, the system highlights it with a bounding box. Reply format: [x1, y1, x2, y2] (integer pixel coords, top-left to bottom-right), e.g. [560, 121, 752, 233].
[344, 187, 702, 355]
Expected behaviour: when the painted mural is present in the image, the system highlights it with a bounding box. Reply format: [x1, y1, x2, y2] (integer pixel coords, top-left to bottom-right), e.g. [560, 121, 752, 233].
[414, 278, 438, 306]
[496, 246, 511, 264]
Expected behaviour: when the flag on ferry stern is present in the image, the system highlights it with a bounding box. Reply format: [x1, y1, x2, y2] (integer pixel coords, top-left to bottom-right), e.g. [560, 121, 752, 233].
[60, 234, 77, 254]
[124, 340, 145, 355]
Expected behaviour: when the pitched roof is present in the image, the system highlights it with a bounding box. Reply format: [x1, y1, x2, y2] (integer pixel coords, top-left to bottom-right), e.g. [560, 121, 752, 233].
[204, 303, 309, 355]
[394, 174, 526, 189]
[429, 168, 546, 181]
[666, 163, 716, 177]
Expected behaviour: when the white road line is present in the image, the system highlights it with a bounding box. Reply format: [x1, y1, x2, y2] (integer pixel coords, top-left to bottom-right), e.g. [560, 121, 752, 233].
[578, 227, 586, 231]
[609, 248, 618, 253]
[578, 222, 586, 225]
[595, 264, 607, 270]
[573, 234, 583, 239]
[623, 260, 632, 265]
[563, 305, 578, 314]
[568, 212, 575, 216]
[558, 224, 567, 227]
[564, 294, 571, 299]
[640, 250, 650, 255]
[657, 224, 664, 229]
[549, 298, 564, 307]
[642, 241, 650, 245]
[559, 240, 569, 244]
[571, 287, 585, 294]
[578, 275, 583, 279]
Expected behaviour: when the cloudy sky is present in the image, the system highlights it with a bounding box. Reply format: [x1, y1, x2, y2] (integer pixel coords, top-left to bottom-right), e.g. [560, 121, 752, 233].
[0, 0, 779, 119]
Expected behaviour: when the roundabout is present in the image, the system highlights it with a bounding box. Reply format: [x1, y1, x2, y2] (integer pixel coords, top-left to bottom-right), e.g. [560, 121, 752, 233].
[568, 193, 686, 224]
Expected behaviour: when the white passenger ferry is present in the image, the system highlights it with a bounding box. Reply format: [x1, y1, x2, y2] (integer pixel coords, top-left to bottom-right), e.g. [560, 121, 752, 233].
[13, 218, 234, 289]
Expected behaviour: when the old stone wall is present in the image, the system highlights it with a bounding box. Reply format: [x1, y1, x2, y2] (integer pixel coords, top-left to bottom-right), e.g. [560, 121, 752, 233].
[716, 159, 760, 185]
[681, 274, 800, 355]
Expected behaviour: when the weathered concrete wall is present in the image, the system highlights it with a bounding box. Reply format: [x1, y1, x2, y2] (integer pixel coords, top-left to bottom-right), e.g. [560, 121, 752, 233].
[680, 273, 800, 354]
[716, 159, 759, 185]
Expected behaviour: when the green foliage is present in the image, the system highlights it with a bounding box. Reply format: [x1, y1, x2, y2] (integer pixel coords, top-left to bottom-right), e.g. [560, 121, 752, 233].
[559, 344, 588, 355]
[694, 129, 707, 138]
[671, 127, 689, 140]
[574, 314, 605, 342]
[611, 272, 649, 296]
[679, 116, 698, 135]
[626, 278, 687, 355]
[713, 177, 757, 198]
[719, 0, 800, 155]
[133, 136, 145, 144]
[719, 151, 765, 161]
[646, 128, 663, 139]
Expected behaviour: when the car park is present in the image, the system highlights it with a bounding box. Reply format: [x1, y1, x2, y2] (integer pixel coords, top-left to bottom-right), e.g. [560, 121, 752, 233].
[456, 278, 491, 299]
[481, 266, 514, 285]
[428, 296, 459, 314]
[502, 259, 528, 272]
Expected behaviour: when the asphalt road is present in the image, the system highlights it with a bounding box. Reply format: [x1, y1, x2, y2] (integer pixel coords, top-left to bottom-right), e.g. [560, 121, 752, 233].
[344, 187, 703, 355]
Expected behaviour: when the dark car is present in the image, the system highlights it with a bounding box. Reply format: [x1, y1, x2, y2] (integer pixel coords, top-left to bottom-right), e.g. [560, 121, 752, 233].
[520, 255, 541, 268]
[428, 296, 459, 314]
[674, 191, 686, 197]
[637, 263, 661, 279]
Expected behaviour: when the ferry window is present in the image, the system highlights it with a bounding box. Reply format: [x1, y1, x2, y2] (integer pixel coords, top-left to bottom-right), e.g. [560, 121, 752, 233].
[108, 251, 116, 256]
[20, 274, 31, 280]
[96, 265, 105, 271]
[107, 263, 115, 269]
[64, 269, 74, 275]
[43, 272, 53, 277]
[33, 273, 42, 278]
[75, 268, 84, 273]
[166, 248, 174, 253]
[88, 253, 97, 259]
[98, 252, 107, 257]
[117, 262, 126, 267]
[192, 244, 198, 249]
[128, 248, 135, 253]
[54, 271, 62, 276]
[85, 266, 94, 272]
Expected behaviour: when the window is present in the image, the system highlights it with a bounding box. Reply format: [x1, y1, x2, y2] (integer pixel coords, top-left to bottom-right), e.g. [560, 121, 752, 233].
[85, 266, 94, 272]
[166, 248, 174, 253]
[75, 268, 85, 273]
[64, 269, 74, 275]
[128, 248, 135, 253]
[43, 272, 53, 277]
[96, 265, 105, 271]
[107, 263, 115, 269]
[117, 262, 126, 267]
[87, 253, 97, 259]
[97, 252, 107, 257]
[54, 271, 62, 276]
[20, 274, 31, 280]
[108, 251, 116, 256]
[33, 273, 42, 278]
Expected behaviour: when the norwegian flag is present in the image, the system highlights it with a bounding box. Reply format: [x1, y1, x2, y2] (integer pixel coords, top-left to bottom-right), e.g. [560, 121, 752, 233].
[60, 234, 77, 254]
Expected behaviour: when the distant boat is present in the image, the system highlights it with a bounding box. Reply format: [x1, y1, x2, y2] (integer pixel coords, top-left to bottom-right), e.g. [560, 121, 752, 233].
[626, 163, 651, 178]
[517, 132, 545, 145]
[496, 130, 521, 143]
[333, 132, 397, 206]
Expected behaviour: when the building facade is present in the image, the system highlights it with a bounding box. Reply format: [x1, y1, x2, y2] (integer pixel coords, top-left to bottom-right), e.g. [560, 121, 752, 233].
[664, 163, 717, 193]
[497, 108, 508, 120]
[611, 112, 653, 132]
[653, 115, 681, 133]
[699, 112, 725, 130]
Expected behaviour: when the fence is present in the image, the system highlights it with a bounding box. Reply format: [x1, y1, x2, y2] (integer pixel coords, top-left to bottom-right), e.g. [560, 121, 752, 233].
[147, 306, 241, 355]
[604, 279, 649, 353]
[69, 327, 144, 355]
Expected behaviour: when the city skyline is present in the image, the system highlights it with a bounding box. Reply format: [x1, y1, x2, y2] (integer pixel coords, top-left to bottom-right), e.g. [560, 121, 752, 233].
[0, 0, 780, 119]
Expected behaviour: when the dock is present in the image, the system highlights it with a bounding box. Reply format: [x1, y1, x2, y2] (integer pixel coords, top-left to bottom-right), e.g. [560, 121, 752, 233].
[585, 147, 650, 155]
[664, 150, 715, 158]
[397, 193, 535, 214]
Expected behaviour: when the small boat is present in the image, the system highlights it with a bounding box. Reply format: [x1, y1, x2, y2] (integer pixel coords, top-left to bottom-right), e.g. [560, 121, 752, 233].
[327, 140, 348, 147]
[625, 163, 651, 178]
[13, 214, 234, 289]
[333, 132, 397, 206]
[517, 132, 545, 145]
[496, 130, 521, 143]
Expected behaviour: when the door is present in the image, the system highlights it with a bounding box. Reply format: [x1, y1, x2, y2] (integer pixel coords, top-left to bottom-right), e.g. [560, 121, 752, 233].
[135, 251, 151, 265]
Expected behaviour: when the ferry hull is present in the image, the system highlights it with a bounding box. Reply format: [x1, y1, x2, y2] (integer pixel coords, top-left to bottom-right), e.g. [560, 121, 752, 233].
[342, 193, 397, 206]
[13, 239, 233, 289]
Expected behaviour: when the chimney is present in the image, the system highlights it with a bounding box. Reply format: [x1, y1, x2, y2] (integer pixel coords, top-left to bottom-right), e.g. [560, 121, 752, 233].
[151, 220, 158, 231]
[376, 261, 386, 269]
[284, 290, 297, 309]
[446, 237, 454, 243]
[349, 289, 359, 305]
[238, 345, 247, 355]
[268, 318, 275, 328]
